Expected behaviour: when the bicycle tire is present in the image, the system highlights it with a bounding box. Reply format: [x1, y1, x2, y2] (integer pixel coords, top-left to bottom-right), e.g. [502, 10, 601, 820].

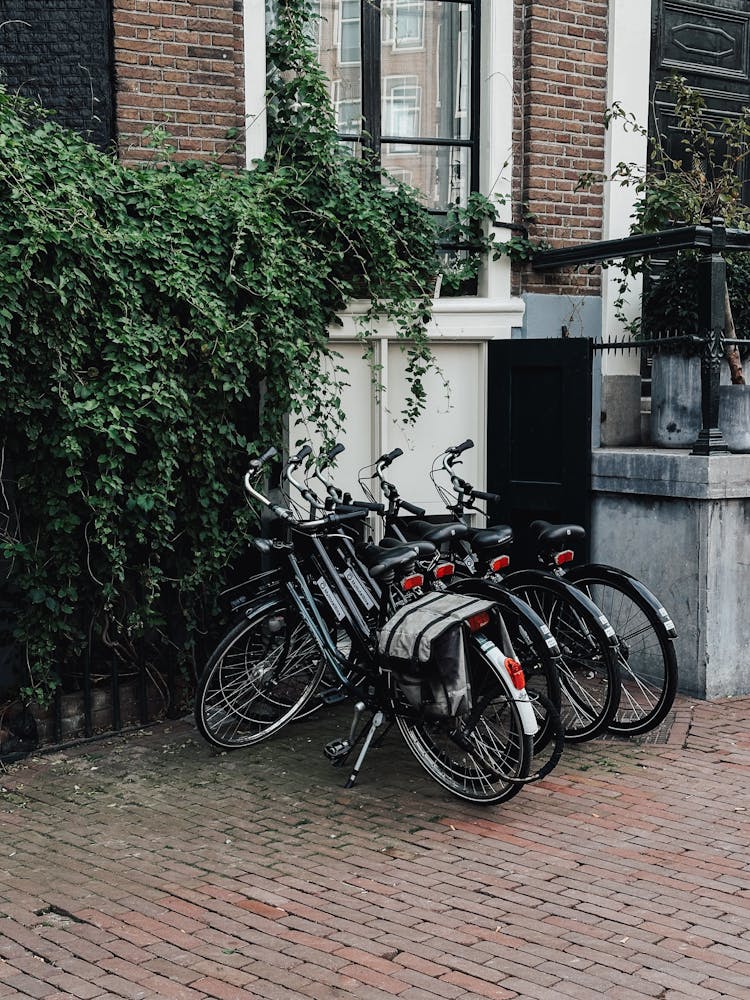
[448, 576, 562, 753]
[392, 637, 533, 805]
[503, 573, 621, 741]
[570, 573, 678, 735]
[526, 689, 566, 782]
[194, 596, 327, 749]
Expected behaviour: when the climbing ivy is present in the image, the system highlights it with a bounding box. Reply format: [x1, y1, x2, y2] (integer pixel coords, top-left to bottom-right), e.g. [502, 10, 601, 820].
[0, 0, 439, 703]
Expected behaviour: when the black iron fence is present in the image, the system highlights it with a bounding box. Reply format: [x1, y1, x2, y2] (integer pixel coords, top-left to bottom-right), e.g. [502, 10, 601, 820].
[532, 217, 750, 456]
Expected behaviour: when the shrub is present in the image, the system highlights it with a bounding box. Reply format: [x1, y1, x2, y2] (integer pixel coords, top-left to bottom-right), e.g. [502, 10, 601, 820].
[0, 0, 439, 702]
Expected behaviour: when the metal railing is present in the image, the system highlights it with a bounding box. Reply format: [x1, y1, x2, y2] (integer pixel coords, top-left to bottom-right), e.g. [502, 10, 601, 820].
[533, 217, 750, 456]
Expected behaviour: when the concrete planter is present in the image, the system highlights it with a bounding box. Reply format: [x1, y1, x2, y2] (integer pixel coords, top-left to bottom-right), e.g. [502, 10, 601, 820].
[650, 352, 701, 448]
[719, 383, 750, 453]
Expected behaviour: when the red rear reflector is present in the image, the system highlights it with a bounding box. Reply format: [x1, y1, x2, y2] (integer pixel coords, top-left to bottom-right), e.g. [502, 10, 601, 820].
[401, 574, 424, 591]
[504, 657, 526, 690]
[489, 555, 510, 572]
[554, 550, 574, 566]
[435, 562, 454, 579]
[466, 611, 491, 632]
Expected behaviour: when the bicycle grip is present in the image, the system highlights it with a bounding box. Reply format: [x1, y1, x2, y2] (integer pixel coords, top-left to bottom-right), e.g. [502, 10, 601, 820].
[449, 438, 474, 455]
[400, 499, 426, 517]
[292, 444, 312, 463]
[326, 442, 345, 461]
[335, 501, 385, 514]
[327, 509, 368, 526]
[378, 447, 403, 466]
[471, 489, 502, 503]
[248, 445, 278, 470]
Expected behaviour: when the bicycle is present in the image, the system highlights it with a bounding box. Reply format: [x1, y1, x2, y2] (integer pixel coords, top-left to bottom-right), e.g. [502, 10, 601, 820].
[368, 441, 622, 742]
[194, 446, 542, 804]
[528, 519, 679, 735]
[297, 444, 565, 777]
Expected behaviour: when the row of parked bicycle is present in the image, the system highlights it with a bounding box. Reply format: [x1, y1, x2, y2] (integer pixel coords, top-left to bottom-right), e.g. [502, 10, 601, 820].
[193, 439, 678, 806]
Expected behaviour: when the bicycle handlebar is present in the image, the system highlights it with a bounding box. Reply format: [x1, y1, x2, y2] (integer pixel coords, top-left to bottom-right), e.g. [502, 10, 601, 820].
[290, 444, 312, 465]
[293, 508, 368, 532]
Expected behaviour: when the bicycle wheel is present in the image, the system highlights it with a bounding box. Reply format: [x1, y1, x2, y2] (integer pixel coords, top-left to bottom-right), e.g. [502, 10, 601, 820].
[195, 597, 327, 749]
[571, 574, 678, 735]
[392, 637, 533, 805]
[504, 575, 620, 741]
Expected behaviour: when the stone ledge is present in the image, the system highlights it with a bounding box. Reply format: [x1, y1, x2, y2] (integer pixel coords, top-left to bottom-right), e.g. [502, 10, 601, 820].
[592, 447, 750, 499]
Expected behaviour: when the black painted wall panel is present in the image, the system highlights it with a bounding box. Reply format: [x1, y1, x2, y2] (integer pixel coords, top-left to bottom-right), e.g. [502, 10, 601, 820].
[0, 1, 114, 148]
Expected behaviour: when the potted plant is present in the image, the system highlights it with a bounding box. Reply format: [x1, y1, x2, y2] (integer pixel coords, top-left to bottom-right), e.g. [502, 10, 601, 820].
[583, 76, 750, 449]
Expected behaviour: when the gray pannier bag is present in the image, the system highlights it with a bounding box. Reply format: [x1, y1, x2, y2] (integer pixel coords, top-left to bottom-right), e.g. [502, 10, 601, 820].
[378, 592, 497, 719]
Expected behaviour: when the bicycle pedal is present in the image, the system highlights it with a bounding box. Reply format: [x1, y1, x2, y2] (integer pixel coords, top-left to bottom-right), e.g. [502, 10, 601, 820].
[323, 738, 351, 762]
[318, 687, 348, 706]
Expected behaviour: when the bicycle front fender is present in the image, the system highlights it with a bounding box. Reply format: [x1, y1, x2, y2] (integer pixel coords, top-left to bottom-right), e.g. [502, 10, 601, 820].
[565, 563, 677, 638]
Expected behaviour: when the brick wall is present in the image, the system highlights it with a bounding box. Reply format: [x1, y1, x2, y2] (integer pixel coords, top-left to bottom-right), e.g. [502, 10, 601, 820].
[112, 0, 245, 167]
[513, 0, 609, 297]
[0, 1, 114, 149]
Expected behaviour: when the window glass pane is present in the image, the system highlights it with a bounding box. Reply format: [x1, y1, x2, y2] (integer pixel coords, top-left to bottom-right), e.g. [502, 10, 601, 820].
[317, 0, 362, 135]
[383, 75, 421, 152]
[381, 0, 471, 142]
[339, 0, 361, 64]
[381, 143, 470, 211]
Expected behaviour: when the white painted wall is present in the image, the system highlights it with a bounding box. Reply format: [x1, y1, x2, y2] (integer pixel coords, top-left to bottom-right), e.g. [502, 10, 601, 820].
[243, 0, 268, 165]
[601, 0, 652, 376]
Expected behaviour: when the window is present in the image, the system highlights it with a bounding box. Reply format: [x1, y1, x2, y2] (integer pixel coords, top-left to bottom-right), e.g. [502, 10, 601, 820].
[382, 0, 426, 51]
[383, 75, 422, 153]
[317, 0, 478, 219]
[339, 0, 361, 65]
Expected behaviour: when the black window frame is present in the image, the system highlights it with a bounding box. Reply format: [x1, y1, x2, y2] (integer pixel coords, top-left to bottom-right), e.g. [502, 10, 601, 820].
[339, 0, 481, 223]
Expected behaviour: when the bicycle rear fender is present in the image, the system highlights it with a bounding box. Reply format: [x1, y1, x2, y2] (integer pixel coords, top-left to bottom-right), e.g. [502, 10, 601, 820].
[565, 563, 677, 638]
[449, 576, 562, 657]
[472, 633, 538, 736]
[502, 568, 619, 647]
[219, 569, 281, 617]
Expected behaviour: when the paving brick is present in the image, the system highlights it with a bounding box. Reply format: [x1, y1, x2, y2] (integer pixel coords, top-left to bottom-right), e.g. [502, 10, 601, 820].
[0, 698, 748, 1000]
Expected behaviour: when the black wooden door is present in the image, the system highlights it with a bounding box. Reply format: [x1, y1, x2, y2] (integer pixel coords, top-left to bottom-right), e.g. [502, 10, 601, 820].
[650, 1, 750, 206]
[486, 338, 592, 569]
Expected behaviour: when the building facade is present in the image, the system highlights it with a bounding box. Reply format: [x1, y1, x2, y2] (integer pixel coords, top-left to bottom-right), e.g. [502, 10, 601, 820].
[0, 1, 676, 500]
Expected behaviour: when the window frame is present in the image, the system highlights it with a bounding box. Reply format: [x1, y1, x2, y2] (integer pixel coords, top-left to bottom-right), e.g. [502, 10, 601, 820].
[355, 0, 480, 218]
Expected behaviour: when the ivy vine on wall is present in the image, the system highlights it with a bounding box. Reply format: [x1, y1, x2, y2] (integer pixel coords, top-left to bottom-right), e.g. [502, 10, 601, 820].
[0, 0, 439, 703]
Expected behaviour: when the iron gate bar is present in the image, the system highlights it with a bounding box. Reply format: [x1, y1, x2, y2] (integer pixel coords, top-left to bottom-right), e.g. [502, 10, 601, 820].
[532, 223, 750, 271]
[531, 217, 748, 456]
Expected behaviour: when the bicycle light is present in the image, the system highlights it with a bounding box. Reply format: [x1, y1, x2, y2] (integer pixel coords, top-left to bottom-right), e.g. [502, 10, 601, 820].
[466, 610, 491, 632]
[434, 562, 454, 579]
[554, 549, 574, 566]
[489, 555, 510, 572]
[504, 657, 526, 690]
[401, 573, 424, 591]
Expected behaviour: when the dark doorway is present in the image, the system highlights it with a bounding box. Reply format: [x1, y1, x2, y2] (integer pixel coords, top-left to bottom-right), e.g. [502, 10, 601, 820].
[486, 338, 593, 569]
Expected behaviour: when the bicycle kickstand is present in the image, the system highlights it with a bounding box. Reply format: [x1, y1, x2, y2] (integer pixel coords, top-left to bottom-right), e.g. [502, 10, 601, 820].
[345, 710, 385, 789]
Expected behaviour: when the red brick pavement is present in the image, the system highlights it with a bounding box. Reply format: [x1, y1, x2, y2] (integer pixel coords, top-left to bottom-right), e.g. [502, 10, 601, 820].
[0, 695, 748, 999]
